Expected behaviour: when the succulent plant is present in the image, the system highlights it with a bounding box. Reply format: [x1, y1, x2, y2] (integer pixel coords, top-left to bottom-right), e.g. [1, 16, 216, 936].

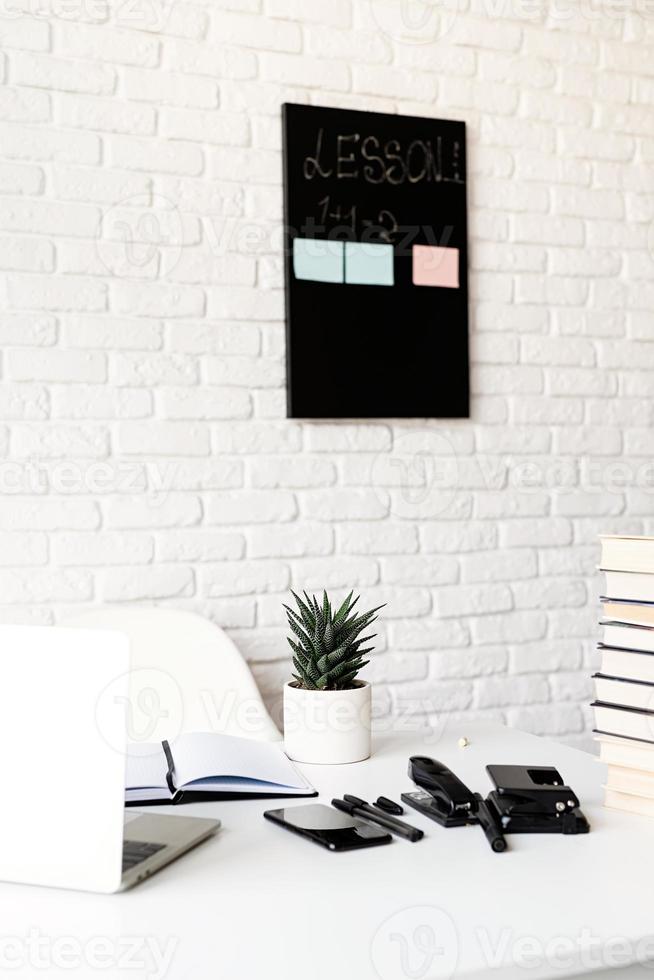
[285, 590, 383, 691]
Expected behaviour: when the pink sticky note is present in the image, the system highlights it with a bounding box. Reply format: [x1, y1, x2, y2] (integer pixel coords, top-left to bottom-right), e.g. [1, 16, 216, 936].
[413, 245, 460, 288]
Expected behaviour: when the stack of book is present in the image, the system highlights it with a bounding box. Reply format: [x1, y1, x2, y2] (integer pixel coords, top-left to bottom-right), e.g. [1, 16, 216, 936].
[594, 535, 654, 817]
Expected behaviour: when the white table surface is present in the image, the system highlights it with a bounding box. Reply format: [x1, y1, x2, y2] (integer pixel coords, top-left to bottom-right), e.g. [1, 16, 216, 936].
[2, 722, 653, 980]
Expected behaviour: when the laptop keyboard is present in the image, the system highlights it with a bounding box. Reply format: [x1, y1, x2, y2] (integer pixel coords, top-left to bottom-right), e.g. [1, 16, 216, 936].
[122, 840, 166, 874]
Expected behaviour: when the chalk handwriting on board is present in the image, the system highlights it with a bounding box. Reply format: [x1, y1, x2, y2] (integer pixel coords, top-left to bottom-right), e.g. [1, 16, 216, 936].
[303, 129, 465, 186]
[316, 196, 399, 243]
[374, 209, 399, 243]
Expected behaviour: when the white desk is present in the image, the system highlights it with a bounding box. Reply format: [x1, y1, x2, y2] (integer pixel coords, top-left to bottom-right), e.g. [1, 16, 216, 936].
[2, 723, 653, 980]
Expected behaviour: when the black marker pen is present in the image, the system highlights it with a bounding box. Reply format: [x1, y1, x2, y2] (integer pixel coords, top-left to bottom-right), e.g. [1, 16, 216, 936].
[332, 797, 424, 842]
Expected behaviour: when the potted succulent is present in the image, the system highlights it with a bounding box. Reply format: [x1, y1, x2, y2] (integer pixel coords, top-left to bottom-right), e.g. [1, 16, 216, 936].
[283, 590, 383, 765]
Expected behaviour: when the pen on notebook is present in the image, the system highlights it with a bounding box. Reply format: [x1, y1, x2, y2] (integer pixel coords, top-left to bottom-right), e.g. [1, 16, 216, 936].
[332, 796, 424, 842]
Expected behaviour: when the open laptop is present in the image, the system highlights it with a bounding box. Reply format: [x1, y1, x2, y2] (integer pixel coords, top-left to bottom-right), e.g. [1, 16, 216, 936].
[0, 624, 219, 893]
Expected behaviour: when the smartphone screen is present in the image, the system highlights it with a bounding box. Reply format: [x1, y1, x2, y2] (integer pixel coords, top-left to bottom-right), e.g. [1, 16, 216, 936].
[264, 804, 392, 851]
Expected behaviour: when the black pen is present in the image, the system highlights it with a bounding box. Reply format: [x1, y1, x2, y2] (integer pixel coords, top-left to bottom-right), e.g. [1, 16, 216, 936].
[475, 797, 507, 853]
[332, 796, 424, 842]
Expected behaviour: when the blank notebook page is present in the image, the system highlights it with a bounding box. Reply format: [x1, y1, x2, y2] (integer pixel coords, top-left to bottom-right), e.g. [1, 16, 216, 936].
[172, 732, 308, 790]
[125, 744, 169, 793]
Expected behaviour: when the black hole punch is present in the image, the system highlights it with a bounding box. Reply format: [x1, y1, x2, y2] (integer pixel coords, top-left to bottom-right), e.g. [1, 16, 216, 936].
[526, 768, 563, 787]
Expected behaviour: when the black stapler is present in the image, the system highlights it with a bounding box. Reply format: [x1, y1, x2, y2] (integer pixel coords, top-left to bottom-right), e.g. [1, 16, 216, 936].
[485, 765, 590, 835]
[401, 757, 507, 853]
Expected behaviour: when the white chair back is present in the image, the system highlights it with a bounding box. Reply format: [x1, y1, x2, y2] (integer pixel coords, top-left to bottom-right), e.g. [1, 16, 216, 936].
[61, 607, 281, 743]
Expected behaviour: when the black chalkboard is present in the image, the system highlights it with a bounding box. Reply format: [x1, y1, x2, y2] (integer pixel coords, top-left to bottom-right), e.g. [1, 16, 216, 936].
[282, 103, 469, 419]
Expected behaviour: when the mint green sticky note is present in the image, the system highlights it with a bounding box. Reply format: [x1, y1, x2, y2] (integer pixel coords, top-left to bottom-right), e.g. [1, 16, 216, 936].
[293, 238, 344, 283]
[345, 242, 394, 286]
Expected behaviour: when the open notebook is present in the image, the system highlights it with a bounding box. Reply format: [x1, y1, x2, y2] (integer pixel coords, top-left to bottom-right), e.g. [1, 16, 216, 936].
[126, 732, 317, 805]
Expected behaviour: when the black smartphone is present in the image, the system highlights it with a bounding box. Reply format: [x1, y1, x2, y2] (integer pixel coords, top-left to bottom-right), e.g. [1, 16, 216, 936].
[264, 804, 392, 851]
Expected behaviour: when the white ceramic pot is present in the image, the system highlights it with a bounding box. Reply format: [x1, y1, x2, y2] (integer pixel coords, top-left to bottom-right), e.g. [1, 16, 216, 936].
[283, 681, 372, 765]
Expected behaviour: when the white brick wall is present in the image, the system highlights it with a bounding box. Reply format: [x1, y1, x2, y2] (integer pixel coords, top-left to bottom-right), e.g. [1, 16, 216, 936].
[1, 0, 653, 748]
